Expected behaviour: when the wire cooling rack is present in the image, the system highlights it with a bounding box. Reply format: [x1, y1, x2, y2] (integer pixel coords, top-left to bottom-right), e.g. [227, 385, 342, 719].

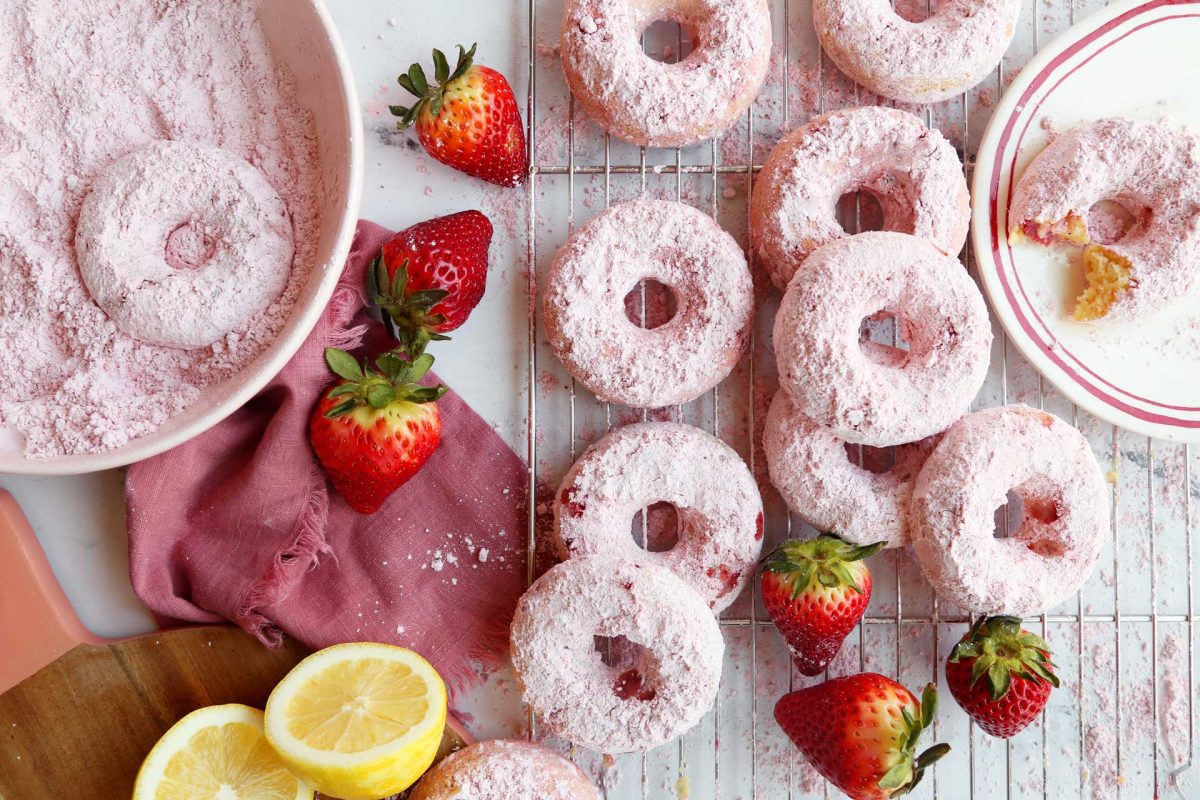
[518, 0, 1198, 797]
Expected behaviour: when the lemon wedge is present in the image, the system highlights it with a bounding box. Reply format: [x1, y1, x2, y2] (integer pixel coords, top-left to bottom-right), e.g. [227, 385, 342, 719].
[263, 643, 447, 800]
[133, 703, 312, 800]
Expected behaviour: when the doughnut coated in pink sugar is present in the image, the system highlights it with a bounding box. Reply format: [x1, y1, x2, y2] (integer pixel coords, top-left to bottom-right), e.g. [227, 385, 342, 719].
[1008, 117, 1200, 324]
[543, 199, 753, 408]
[554, 421, 763, 612]
[813, 0, 1020, 104]
[909, 405, 1109, 616]
[560, 0, 772, 147]
[0, 0, 320, 458]
[763, 390, 938, 549]
[750, 106, 969, 291]
[408, 740, 600, 800]
[773, 232, 991, 446]
[510, 555, 724, 753]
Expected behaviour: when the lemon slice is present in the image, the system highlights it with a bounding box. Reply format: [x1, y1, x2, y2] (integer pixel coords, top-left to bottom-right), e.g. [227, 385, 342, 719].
[133, 703, 312, 800]
[263, 643, 447, 800]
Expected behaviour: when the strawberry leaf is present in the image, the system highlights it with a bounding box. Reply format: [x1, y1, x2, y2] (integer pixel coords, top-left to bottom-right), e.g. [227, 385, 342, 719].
[878, 762, 913, 790]
[915, 742, 951, 769]
[388, 105, 409, 118]
[409, 63, 429, 96]
[408, 352, 435, 382]
[325, 348, 363, 381]
[376, 353, 406, 382]
[920, 683, 938, 729]
[432, 48, 449, 83]
[397, 73, 417, 96]
[324, 398, 358, 418]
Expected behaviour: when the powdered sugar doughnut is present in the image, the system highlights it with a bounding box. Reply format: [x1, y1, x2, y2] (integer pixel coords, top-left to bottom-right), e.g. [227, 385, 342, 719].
[76, 141, 293, 349]
[763, 389, 937, 548]
[751, 106, 970, 291]
[409, 740, 599, 800]
[813, 0, 1020, 104]
[1009, 117, 1200, 324]
[561, 0, 772, 147]
[511, 555, 724, 753]
[910, 405, 1108, 615]
[554, 422, 762, 612]
[774, 232, 991, 446]
[543, 199, 753, 408]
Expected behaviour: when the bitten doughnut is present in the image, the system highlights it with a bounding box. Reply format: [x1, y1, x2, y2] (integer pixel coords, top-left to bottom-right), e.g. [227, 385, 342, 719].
[560, 0, 772, 147]
[554, 421, 763, 612]
[1009, 117, 1200, 324]
[813, 0, 1020, 104]
[763, 389, 938, 548]
[75, 141, 293, 349]
[751, 106, 970, 291]
[774, 232, 991, 446]
[909, 405, 1108, 616]
[409, 740, 600, 800]
[510, 555, 724, 753]
[543, 199, 753, 408]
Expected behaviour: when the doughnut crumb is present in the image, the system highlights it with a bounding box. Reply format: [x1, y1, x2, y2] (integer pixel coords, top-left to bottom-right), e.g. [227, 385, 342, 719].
[1009, 212, 1088, 246]
[1073, 244, 1137, 322]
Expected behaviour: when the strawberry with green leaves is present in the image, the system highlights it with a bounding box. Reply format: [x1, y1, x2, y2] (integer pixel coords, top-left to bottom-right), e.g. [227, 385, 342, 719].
[391, 44, 527, 187]
[775, 674, 949, 800]
[309, 347, 447, 514]
[370, 210, 492, 357]
[946, 615, 1060, 739]
[761, 534, 885, 676]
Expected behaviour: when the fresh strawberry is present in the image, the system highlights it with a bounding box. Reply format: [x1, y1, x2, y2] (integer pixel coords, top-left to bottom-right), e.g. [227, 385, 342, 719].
[945, 615, 1060, 739]
[390, 44, 527, 187]
[309, 347, 447, 514]
[775, 674, 949, 800]
[761, 534, 885, 676]
[370, 210, 493, 356]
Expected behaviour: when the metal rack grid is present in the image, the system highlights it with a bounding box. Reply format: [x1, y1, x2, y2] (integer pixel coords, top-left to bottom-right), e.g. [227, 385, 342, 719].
[519, 0, 1198, 797]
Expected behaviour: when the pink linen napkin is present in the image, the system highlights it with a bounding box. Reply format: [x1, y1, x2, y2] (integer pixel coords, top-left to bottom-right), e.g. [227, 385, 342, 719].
[125, 220, 528, 691]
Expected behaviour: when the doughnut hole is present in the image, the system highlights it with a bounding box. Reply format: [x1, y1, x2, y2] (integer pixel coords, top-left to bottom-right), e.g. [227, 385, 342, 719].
[640, 19, 696, 64]
[623, 279, 678, 329]
[165, 219, 218, 271]
[836, 189, 885, 234]
[859, 309, 913, 365]
[844, 442, 897, 474]
[1086, 199, 1138, 245]
[630, 501, 681, 552]
[594, 635, 657, 702]
[893, 0, 933, 23]
[992, 487, 1066, 557]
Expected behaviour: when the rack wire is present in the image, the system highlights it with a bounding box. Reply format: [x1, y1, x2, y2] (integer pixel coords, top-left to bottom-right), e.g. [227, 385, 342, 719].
[521, 0, 1198, 797]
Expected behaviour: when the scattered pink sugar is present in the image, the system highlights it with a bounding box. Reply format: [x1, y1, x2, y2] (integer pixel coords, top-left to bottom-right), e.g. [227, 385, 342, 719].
[0, 0, 321, 458]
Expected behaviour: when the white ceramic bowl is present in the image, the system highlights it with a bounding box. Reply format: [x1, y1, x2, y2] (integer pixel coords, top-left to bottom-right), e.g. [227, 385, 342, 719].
[0, 0, 363, 475]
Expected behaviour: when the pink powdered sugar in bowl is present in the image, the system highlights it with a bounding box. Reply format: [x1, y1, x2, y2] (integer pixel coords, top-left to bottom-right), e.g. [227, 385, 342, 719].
[0, 0, 362, 473]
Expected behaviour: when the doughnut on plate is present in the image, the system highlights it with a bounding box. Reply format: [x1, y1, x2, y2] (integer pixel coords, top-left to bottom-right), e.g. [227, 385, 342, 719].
[973, 0, 1200, 441]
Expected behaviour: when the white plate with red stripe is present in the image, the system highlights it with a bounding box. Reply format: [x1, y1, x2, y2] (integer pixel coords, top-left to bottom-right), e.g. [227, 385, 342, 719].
[973, 0, 1200, 441]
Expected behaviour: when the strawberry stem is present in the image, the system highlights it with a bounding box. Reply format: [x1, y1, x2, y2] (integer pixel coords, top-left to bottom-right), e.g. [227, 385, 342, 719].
[948, 615, 1060, 701]
[761, 533, 886, 598]
[368, 252, 451, 359]
[391, 43, 477, 130]
[321, 346, 447, 418]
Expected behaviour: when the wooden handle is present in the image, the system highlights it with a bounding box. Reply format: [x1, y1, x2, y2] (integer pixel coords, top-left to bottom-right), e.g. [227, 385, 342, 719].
[0, 490, 99, 694]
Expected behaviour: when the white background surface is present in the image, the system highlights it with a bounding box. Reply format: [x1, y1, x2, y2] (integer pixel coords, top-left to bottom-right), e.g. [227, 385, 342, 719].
[2, 1, 1198, 798]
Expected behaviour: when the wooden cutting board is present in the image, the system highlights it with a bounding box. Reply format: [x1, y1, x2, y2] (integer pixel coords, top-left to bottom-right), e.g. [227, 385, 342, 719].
[0, 490, 468, 799]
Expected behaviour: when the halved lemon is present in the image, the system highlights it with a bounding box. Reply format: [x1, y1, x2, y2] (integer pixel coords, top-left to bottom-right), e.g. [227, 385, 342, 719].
[263, 643, 447, 800]
[133, 703, 313, 800]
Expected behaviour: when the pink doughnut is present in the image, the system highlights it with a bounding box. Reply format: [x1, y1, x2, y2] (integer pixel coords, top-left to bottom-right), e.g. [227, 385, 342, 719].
[1008, 117, 1200, 324]
[813, 0, 1020, 104]
[543, 199, 753, 408]
[554, 421, 763, 612]
[763, 389, 938, 548]
[773, 232, 991, 446]
[560, 0, 772, 147]
[909, 405, 1109, 616]
[409, 740, 600, 800]
[751, 106, 969, 291]
[510, 555, 724, 753]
